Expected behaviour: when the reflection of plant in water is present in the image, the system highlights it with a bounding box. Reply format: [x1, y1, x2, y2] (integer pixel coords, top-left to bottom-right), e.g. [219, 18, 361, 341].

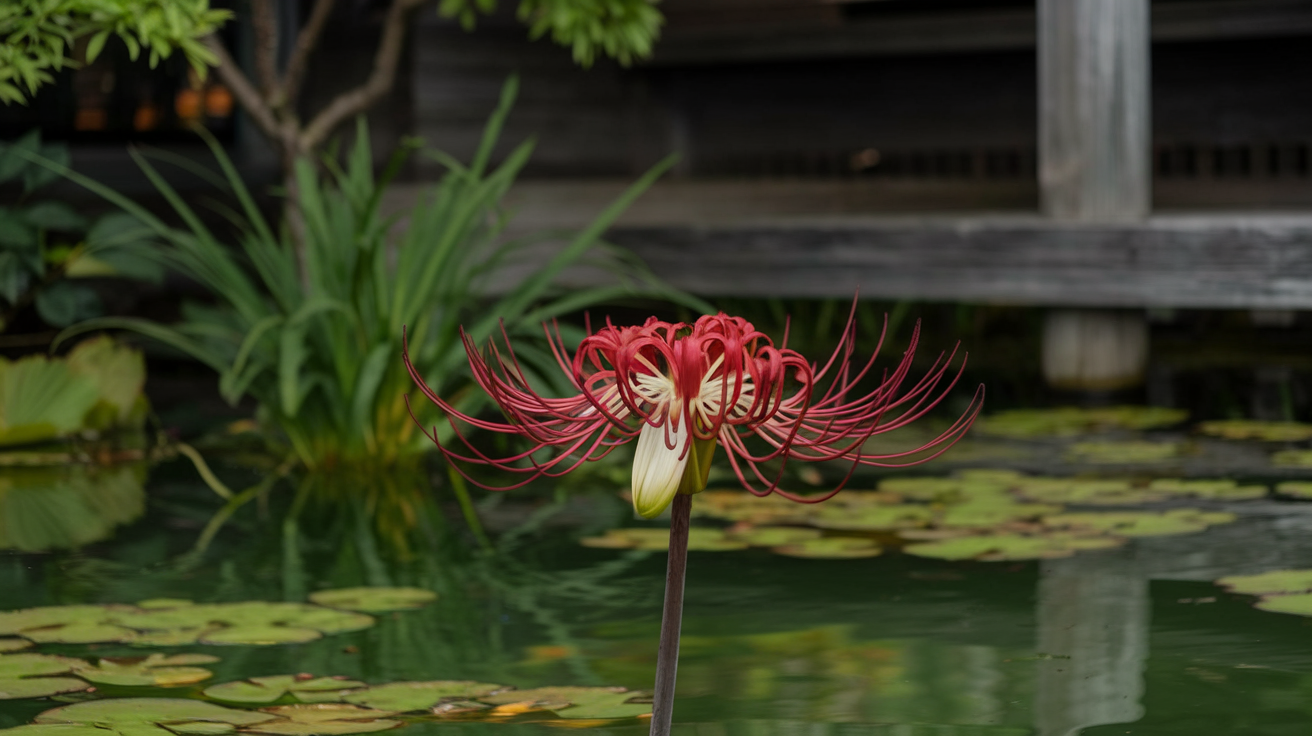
[581, 624, 1032, 729]
[0, 462, 146, 552]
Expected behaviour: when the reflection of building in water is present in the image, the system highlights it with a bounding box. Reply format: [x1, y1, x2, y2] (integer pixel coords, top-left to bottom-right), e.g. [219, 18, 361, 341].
[1035, 549, 1149, 736]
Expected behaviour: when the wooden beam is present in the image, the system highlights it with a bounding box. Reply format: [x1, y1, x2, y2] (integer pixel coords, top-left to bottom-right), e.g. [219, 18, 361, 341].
[601, 215, 1312, 309]
[647, 0, 1312, 67]
[1038, 0, 1151, 222]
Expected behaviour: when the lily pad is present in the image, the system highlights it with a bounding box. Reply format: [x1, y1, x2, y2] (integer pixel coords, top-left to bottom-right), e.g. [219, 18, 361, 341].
[875, 477, 964, 501]
[0, 639, 30, 652]
[691, 490, 810, 523]
[1275, 481, 1312, 499]
[904, 533, 1123, 561]
[771, 537, 882, 559]
[1146, 478, 1266, 500]
[1042, 509, 1235, 537]
[1198, 420, 1312, 442]
[808, 504, 933, 531]
[1011, 477, 1165, 505]
[579, 528, 749, 552]
[246, 705, 400, 735]
[35, 698, 278, 726]
[939, 500, 1060, 528]
[725, 527, 823, 546]
[976, 406, 1187, 438]
[1254, 593, 1312, 617]
[1216, 569, 1312, 596]
[169, 725, 236, 735]
[199, 626, 322, 646]
[479, 687, 651, 720]
[342, 681, 505, 712]
[1066, 441, 1183, 464]
[1272, 450, 1312, 468]
[0, 653, 89, 700]
[205, 676, 366, 705]
[307, 589, 436, 614]
[74, 654, 217, 687]
[0, 600, 375, 648]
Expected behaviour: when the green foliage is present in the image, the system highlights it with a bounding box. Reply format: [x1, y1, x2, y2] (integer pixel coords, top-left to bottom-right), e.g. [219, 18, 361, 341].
[439, 0, 662, 66]
[0, 0, 229, 104]
[49, 77, 709, 469]
[0, 336, 147, 447]
[0, 131, 163, 331]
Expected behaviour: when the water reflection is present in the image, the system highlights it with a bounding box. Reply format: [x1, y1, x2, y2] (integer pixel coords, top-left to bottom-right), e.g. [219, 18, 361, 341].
[12, 475, 1312, 735]
[1035, 551, 1148, 736]
[0, 462, 146, 552]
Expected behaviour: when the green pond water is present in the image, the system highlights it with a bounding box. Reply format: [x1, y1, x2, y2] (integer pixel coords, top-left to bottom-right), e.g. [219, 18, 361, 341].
[7, 454, 1312, 736]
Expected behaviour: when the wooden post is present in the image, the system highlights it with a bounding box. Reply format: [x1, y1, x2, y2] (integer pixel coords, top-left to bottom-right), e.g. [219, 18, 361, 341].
[1038, 0, 1151, 222]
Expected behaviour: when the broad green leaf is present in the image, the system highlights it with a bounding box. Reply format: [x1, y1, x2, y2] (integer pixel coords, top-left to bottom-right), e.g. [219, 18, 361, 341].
[35, 282, 102, 327]
[23, 201, 86, 232]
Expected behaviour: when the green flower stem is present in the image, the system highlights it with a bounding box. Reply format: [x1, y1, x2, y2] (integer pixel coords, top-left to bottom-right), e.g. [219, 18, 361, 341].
[650, 492, 691, 736]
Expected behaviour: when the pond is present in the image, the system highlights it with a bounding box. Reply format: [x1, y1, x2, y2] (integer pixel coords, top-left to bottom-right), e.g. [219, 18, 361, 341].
[7, 410, 1312, 736]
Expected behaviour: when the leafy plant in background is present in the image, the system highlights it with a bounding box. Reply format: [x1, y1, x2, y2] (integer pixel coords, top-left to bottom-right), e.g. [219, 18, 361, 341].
[47, 77, 709, 475]
[0, 130, 162, 331]
[0, 0, 228, 104]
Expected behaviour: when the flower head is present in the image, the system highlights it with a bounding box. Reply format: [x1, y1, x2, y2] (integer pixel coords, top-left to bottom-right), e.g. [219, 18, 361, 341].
[404, 304, 983, 518]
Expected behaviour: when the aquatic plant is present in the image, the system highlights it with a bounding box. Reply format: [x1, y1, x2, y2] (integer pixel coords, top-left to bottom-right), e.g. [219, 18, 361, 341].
[404, 302, 983, 736]
[40, 77, 705, 472]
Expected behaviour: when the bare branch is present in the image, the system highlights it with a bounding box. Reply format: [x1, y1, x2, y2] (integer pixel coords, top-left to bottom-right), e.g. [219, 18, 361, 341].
[278, 0, 337, 112]
[203, 35, 282, 142]
[300, 0, 427, 151]
[251, 0, 280, 97]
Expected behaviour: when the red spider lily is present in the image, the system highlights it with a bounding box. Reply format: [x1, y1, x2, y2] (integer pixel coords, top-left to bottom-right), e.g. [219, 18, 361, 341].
[404, 304, 984, 518]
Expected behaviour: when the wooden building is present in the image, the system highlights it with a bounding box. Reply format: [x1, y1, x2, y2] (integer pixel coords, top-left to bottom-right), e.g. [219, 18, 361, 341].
[400, 0, 1312, 309]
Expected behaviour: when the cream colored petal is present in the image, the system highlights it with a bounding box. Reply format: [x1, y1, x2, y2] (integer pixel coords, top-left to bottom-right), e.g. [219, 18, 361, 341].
[631, 419, 690, 519]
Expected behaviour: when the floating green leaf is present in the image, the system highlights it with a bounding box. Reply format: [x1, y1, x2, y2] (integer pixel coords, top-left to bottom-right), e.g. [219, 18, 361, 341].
[34, 698, 278, 727]
[1198, 419, 1312, 442]
[480, 687, 650, 720]
[0, 639, 30, 652]
[1145, 478, 1266, 500]
[1216, 569, 1312, 596]
[904, 533, 1123, 561]
[307, 588, 436, 613]
[246, 705, 400, 735]
[205, 676, 366, 705]
[725, 527, 823, 546]
[74, 654, 218, 687]
[342, 681, 504, 712]
[1042, 509, 1235, 537]
[771, 537, 882, 559]
[579, 528, 748, 552]
[0, 653, 89, 700]
[1272, 450, 1312, 468]
[200, 627, 322, 646]
[977, 406, 1187, 438]
[875, 477, 964, 501]
[1066, 441, 1183, 464]
[1011, 477, 1165, 505]
[1275, 481, 1312, 499]
[0, 600, 374, 647]
[809, 505, 932, 531]
[1254, 594, 1312, 617]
